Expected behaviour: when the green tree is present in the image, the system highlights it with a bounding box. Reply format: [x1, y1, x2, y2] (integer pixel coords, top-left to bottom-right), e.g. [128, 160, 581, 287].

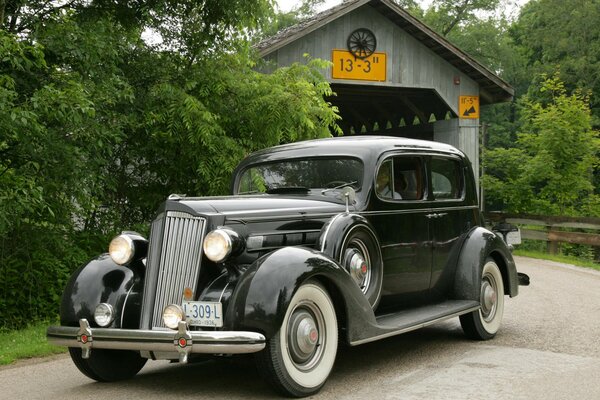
[511, 0, 600, 127]
[422, 0, 501, 37]
[0, 0, 340, 329]
[483, 74, 600, 215]
[102, 52, 340, 226]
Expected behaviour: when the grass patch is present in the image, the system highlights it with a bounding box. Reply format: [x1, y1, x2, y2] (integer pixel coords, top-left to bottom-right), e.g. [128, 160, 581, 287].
[0, 321, 66, 365]
[514, 249, 600, 271]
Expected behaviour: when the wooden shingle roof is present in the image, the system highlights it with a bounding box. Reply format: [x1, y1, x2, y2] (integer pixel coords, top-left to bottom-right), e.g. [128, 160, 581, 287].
[257, 0, 513, 104]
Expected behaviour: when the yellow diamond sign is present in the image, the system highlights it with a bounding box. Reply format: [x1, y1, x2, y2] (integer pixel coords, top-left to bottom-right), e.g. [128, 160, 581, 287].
[459, 96, 480, 119]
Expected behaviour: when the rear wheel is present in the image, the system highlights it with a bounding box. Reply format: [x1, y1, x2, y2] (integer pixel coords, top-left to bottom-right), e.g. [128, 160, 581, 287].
[256, 281, 338, 397]
[460, 259, 505, 340]
[68, 347, 147, 382]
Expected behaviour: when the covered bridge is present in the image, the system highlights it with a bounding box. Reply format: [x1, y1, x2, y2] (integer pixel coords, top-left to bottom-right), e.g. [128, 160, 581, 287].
[257, 0, 513, 185]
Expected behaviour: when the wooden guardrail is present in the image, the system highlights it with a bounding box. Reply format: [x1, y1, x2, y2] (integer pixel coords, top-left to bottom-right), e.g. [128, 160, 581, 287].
[484, 212, 600, 255]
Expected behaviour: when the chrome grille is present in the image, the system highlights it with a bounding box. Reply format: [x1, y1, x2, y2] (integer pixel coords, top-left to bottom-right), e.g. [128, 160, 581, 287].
[140, 211, 206, 329]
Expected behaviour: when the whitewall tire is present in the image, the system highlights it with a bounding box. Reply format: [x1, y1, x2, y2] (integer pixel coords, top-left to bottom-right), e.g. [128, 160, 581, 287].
[460, 259, 505, 340]
[256, 281, 338, 397]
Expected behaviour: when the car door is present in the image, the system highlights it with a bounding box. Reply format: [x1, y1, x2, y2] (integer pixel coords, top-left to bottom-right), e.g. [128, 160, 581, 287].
[427, 156, 478, 293]
[367, 154, 432, 306]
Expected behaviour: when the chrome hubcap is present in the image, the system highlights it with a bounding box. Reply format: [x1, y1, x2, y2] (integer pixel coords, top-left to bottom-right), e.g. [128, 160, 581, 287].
[344, 239, 371, 293]
[287, 304, 324, 370]
[349, 252, 367, 282]
[480, 276, 498, 321]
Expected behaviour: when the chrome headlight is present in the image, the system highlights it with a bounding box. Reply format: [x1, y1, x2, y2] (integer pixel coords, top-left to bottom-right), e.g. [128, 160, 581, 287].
[108, 232, 148, 266]
[109, 234, 135, 265]
[163, 304, 184, 329]
[203, 229, 234, 262]
[94, 303, 115, 327]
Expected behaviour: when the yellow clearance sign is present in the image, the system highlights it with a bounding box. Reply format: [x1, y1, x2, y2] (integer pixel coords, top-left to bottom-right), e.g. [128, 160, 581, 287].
[332, 50, 386, 82]
[459, 95, 480, 119]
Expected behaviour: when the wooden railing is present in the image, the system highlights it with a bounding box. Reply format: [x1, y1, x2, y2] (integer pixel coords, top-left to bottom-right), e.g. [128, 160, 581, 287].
[484, 212, 600, 255]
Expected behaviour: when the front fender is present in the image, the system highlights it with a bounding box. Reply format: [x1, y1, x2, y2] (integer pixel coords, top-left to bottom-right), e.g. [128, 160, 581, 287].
[228, 246, 375, 340]
[454, 227, 519, 301]
[59, 254, 144, 329]
[318, 213, 380, 259]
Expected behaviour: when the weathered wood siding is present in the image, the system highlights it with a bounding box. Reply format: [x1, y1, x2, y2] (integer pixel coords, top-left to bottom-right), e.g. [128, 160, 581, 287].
[268, 4, 480, 116]
[434, 119, 480, 194]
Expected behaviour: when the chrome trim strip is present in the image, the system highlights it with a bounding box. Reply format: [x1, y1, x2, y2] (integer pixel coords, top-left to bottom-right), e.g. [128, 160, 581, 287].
[46, 324, 266, 356]
[229, 212, 342, 223]
[320, 212, 345, 252]
[349, 305, 480, 346]
[359, 205, 479, 216]
[120, 285, 135, 328]
[230, 205, 479, 222]
[247, 229, 322, 237]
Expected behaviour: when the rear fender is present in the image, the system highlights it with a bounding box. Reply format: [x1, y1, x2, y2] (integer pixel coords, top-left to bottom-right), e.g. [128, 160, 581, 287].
[60, 254, 144, 329]
[228, 246, 376, 340]
[454, 227, 519, 301]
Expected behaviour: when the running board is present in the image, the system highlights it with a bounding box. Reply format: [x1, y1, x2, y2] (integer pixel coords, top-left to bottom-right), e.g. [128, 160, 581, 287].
[350, 300, 480, 346]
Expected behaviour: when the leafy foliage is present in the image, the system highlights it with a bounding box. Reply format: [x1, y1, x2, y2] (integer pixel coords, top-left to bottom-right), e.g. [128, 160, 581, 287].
[422, 0, 501, 37]
[511, 0, 600, 127]
[483, 75, 600, 215]
[0, 1, 339, 329]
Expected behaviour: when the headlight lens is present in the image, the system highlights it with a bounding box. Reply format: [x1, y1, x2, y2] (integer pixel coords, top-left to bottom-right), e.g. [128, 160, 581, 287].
[163, 304, 184, 329]
[203, 229, 233, 262]
[109, 234, 135, 265]
[94, 303, 114, 327]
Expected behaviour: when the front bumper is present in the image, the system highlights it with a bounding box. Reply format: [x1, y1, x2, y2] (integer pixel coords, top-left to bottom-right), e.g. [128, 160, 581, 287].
[47, 319, 266, 363]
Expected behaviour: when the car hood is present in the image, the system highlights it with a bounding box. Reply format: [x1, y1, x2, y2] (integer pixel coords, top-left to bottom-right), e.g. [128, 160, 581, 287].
[172, 195, 349, 221]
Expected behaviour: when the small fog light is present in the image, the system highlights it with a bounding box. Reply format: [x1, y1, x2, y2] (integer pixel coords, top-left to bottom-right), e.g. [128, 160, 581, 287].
[94, 303, 115, 327]
[163, 304, 184, 329]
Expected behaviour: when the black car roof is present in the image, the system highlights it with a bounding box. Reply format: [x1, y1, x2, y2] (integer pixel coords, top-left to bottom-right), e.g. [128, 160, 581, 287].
[239, 136, 464, 167]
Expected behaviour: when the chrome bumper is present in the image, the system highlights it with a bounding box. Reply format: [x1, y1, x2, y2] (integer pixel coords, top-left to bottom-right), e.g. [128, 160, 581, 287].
[47, 319, 266, 363]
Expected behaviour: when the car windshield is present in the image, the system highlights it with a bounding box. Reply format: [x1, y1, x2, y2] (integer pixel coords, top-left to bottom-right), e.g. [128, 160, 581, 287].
[236, 157, 363, 195]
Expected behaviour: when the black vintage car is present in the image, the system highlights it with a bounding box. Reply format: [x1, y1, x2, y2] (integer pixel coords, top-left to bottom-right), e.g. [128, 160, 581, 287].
[47, 136, 522, 397]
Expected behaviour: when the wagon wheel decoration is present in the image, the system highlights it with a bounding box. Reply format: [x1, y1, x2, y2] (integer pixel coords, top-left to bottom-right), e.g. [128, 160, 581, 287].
[347, 28, 377, 59]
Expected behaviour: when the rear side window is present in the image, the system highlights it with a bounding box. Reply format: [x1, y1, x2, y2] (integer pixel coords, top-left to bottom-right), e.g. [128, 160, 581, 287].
[431, 157, 463, 200]
[376, 156, 425, 201]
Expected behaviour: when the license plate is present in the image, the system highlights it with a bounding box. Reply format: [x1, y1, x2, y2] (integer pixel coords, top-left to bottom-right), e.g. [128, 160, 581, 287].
[506, 229, 522, 245]
[183, 301, 223, 327]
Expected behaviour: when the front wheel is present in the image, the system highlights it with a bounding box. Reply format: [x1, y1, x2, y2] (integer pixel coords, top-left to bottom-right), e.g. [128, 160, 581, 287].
[69, 348, 147, 382]
[460, 259, 505, 340]
[255, 281, 338, 397]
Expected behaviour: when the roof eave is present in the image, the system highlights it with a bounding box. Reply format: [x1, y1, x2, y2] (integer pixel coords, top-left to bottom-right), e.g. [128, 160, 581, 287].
[258, 0, 370, 58]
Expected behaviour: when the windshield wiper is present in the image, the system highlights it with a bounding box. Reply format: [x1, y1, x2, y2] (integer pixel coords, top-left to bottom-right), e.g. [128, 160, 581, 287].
[266, 186, 310, 194]
[321, 181, 358, 195]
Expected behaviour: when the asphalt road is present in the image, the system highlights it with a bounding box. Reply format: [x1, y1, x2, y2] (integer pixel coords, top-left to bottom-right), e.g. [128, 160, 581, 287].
[1, 256, 599, 400]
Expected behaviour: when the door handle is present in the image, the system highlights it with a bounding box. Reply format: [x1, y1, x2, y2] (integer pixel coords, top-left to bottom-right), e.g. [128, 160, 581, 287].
[425, 213, 448, 219]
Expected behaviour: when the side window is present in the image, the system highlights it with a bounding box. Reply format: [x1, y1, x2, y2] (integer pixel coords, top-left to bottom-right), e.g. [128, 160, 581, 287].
[431, 157, 463, 200]
[376, 157, 425, 201]
[393, 156, 425, 200]
[376, 160, 394, 199]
